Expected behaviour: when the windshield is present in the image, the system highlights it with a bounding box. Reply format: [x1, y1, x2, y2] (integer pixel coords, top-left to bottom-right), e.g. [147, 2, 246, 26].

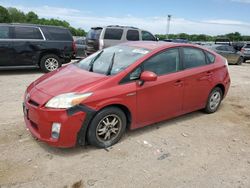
[76, 45, 150, 75]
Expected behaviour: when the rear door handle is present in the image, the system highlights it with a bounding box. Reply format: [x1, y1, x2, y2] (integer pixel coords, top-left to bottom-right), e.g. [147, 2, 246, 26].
[174, 80, 183, 86]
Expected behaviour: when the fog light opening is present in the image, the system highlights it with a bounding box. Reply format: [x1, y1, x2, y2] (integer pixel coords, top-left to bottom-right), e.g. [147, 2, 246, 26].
[51, 123, 61, 139]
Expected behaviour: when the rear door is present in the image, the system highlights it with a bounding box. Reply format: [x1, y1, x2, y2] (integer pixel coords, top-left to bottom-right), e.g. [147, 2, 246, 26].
[12, 26, 44, 66]
[0, 25, 13, 66]
[181, 47, 214, 113]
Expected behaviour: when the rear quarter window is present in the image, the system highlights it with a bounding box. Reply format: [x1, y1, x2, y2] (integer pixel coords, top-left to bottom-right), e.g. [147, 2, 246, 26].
[104, 28, 123, 40]
[0, 26, 10, 39]
[44, 27, 73, 41]
[205, 51, 215, 64]
[14, 26, 43, 40]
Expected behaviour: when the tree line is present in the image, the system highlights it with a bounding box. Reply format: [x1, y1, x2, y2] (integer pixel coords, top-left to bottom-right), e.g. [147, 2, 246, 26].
[156, 32, 250, 42]
[1, 5, 250, 41]
[0, 5, 86, 36]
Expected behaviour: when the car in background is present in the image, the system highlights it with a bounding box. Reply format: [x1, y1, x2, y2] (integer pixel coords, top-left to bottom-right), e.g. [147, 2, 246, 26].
[207, 44, 243, 65]
[241, 43, 250, 62]
[74, 37, 87, 58]
[85, 25, 157, 55]
[162, 38, 189, 43]
[0, 23, 76, 72]
[23, 41, 230, 148]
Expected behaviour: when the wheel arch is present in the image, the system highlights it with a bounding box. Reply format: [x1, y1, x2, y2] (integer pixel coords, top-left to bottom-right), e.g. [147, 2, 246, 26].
[38, 50, 62, 66]
[77, 103, 132, 146]
[213, 83, 225, 98]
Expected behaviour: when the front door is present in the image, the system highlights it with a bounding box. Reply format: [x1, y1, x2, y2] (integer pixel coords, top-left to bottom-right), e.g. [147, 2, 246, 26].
[135, 48, 183, 127]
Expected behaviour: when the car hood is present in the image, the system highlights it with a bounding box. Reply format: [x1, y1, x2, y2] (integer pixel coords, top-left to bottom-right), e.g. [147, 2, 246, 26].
[34, 64, 108, 96]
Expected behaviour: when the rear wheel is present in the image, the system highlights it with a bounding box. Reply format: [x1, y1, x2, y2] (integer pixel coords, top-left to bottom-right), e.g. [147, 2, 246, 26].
[40, 54, 61, 72]
[87, 107, 126, 148]
[204, 87, 223, 114]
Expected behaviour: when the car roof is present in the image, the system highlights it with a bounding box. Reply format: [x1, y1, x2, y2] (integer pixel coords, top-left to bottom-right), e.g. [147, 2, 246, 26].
[122, 41, 202, 51]
[0, 23, 67, 29]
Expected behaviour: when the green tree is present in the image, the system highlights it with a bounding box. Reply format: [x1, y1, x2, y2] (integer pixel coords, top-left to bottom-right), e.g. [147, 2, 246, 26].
[0, 6, 11, 23]
[26, 11, 38, 23]
[8, 7, 26, 23]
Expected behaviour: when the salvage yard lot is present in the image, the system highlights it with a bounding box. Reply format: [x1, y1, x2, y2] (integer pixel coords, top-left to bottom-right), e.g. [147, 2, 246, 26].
[0, 63, 250, 188]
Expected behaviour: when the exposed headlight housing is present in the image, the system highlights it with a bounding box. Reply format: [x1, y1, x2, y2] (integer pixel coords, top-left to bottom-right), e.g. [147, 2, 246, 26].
[45, 92, 92, 109]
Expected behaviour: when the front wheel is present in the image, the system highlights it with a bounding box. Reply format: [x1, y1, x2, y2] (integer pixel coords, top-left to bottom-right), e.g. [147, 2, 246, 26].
[40, 54, 61, 73]
[204, 87, 223, 114]
[87, 107, 127, 148]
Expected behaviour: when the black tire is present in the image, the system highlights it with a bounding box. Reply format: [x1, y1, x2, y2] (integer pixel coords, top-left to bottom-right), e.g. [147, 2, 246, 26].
[204, 87, 223, 114]
[40, 54, 61, 73]
[236, 56, 244, 65]
[87, 107, 127, 148]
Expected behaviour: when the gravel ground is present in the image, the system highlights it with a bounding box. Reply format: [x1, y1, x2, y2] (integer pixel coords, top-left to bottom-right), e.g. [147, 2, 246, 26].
[0, 63, 250, 188]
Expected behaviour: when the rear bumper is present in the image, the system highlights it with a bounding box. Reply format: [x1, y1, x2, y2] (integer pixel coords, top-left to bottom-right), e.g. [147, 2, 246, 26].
[23, 102, 87, 148]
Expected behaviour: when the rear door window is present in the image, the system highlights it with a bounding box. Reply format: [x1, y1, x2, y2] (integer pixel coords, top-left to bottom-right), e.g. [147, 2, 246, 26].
[183, 48, 207, 69]
[127, 30, 139, 41]
[45, 27, 72, 41]
[0, 26, 10, 39]
[142, 31, 155, 41]
[104, 28, 123, 40]
[14, 26, 43, 40]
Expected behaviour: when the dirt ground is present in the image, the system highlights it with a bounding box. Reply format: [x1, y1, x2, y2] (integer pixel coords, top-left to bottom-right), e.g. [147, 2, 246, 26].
[0, 63, 250, 188]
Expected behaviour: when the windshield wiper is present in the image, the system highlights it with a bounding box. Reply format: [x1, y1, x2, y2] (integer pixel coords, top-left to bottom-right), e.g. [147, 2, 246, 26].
[106, 52, 115, 75]
[88, 50, 103, 72]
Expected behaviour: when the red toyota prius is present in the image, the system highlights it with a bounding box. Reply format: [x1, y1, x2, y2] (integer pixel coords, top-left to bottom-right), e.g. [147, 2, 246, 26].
[23, 41, 230, 148]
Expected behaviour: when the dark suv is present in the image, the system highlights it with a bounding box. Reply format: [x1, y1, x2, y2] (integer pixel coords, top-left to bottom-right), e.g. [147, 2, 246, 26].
[0, 24, 76, 72]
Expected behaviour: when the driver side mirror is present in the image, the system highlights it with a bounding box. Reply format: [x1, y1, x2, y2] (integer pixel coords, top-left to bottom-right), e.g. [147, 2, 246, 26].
[140, 71, 157, 82]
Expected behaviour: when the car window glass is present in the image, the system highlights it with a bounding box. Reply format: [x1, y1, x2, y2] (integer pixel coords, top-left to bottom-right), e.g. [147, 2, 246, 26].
[143, 48, 180, 76]
[127, 30, 139, 41]
[245, 44, 250, 48]
[205, 51, 215, 64]
[45, 27, 72, 41]
[142, 31, 155, 41]
[87, 28, 102, 40]
[183, 48, 206, 69]
[216, 46, 226, 51]
[226, 46, 235, 52]
[0, 26, 10, 39]
[104, 28, 123, 40]
[14, 27, 43, 39]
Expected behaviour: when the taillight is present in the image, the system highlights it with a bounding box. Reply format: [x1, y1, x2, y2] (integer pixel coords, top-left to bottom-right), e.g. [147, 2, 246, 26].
[224, 58, 229, 70]
[72, 41, 77, 54]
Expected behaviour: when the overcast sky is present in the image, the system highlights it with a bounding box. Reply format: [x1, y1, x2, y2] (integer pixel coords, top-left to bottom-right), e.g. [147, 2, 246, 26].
[1, 0, 250, 35]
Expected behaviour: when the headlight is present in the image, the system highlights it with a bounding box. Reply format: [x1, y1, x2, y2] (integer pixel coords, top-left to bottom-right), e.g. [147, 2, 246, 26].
[45, 92, 92, 109]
